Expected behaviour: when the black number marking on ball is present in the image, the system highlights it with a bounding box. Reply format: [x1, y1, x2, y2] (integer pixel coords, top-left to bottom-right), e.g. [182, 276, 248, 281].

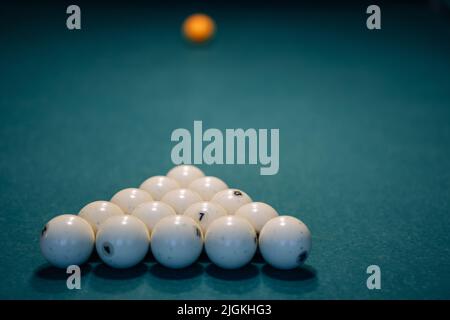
[233, 190, 242, 196]
[199, 212, 205, 221]
[102, 242, 114, 256]
[297, 251, 308, 264]
[41, 225, 47, 237]
[195, 227, 201, 238]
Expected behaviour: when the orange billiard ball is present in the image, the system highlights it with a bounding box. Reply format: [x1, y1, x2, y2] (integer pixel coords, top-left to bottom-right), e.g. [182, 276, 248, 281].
[182, 13, 216, 44]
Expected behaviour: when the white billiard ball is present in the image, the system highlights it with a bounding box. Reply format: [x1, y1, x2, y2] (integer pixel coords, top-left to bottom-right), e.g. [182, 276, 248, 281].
[40, 214, 95, 268]
[205, 216, 257, 269]
[166, 165, 205, 187]
[211, 188, 252, 214]
[183, 201, 227, 234]
[188, 176, 228, 201]
[139, 176, 180, 200]
[235, 202, 279, 234]
[96, 215, 150, 268]
[150, 215, 203, 269]
[131, 201, 176, 235]
[160, 188, 202, 214]
[259, 216, 312, 270]
[110, 188, 153, 214]
[78, 201, 125, 233]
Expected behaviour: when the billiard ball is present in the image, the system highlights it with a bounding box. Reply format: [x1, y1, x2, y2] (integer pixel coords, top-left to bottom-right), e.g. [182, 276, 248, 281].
[139, 176, 180, 200]
[235, 202, 279, 234]
[166, 165, 205, 187]
[183, 201, 227, 234]
[110, 188, 153, 214]
[205, 216, 257, 269]
[131, 201, 176, 235]
[40, 214, 95, 268]
[78, 201, 125, 233]
[211, 188, 252, 214]
[188, 176, 228, 201]
[96, 215, 150, 268]
[150, 215, 203, 269]
[259, 216, 312, 270]
[182, 13, 216, 44]
[160, 188, 202, 214]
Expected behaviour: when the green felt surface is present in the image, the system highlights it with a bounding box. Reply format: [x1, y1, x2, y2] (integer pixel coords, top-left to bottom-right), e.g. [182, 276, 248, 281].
[1, 1, 450, 299]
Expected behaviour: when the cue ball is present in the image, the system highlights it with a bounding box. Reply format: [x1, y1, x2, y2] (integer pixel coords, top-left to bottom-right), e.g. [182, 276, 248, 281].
[40, 214, 95, 268]
[110, 188, 153, 214]
[205, 216, 257, 269]
[151, 215, 203, 269]
[160, 188, 202, 214]
[167, 165, 205, 187]
[211, 188, 252, 214]
[235, 202, 279, 234]
[139, 176, 180, 200]
[78, 201, 125, 233]
[183, 201, 227, 234]
[96, 215, 150, 268]
[182, 13, 216, 44]
[259, 216, 312, 270]
[131, 201, 176, 235]
[188, 176, 228, 201]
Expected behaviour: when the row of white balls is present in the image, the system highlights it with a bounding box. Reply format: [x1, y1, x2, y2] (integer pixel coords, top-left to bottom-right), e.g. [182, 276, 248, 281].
[40, 165, 312, 270]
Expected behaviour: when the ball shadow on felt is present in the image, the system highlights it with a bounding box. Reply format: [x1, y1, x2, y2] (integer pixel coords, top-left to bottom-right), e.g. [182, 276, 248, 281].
[262, 264, 317, 281]
[251, 248, 266, 264]
[149, 262, 203, 280]
[34, 263, 92, 280]
[88, 250, 101, 263]
[204, 263, 260, 294]
[261, 264, 318, 295]
[147, 263, 203, 293]
[93, 263, 147, 280]
[143, 249, 157, 263]
[88, 263, 147, 294]
[205, 263, 259, 281]
[197, 249, 211, 263]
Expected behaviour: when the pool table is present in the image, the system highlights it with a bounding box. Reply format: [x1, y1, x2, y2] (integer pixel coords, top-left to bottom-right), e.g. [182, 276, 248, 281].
[1, 0, 450, 300]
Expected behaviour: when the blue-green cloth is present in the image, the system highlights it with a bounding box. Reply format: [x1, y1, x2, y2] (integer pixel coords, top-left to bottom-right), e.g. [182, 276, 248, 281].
[1, 1, 450, 299]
